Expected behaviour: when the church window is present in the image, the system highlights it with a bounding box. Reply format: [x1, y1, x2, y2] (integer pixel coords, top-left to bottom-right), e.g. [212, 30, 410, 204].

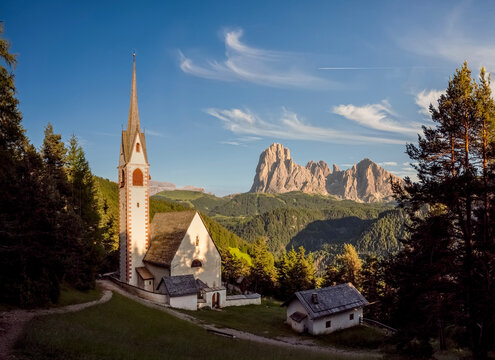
[137, 202, 140, 208]
[195, 235, 199, 246]
[191, 259, 202, 268]
[136, 143, 140, 152]
[132, 169, 143, 186]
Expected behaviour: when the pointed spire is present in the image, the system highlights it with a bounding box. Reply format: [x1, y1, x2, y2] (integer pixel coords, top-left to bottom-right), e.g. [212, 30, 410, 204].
[127, 52, 140, 140]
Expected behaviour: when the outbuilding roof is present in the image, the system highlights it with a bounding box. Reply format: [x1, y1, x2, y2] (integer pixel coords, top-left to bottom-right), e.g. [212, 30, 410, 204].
[283, 283, 369, 320]
[144, 210, 197, 267]
[135, 266, 154, 280]
[290, 311, 308, 323]
[158, 275, 198, 297]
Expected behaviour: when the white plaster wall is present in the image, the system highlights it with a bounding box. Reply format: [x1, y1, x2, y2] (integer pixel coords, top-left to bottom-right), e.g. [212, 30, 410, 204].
[145, 263, 169, 290]
[170, 294, 198, 310]
[119, 133, 150, 286]
[170, 213, 221, 287]
[310, 308, 363, 335]
[203, 289, 226, 308]
[224, 296, 261, 307]
[286, 299, 309, 333]
[126, 133, 149, 286]
[115, 278, 167, 304]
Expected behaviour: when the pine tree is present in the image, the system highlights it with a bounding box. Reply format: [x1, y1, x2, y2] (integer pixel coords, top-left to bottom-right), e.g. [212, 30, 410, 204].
[278, 246, 315, 298]
[392, 62, 495, 358]
[65, 135, 101, 288]
[0, 27, 61, 306]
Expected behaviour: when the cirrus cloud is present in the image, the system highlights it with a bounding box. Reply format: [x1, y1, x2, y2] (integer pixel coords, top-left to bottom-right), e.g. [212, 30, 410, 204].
[179, 29, 330, 89]
[206, 107, 407, 145]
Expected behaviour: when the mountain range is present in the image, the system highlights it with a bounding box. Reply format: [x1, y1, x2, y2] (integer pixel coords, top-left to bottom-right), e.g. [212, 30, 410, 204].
[250, 143, 402, 203]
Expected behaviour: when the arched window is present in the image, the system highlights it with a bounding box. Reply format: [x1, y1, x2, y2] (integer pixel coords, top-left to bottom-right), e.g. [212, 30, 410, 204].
[191, 259, 202, 268]
[132, 169, 143, 186]
[136, 143, 140, 152]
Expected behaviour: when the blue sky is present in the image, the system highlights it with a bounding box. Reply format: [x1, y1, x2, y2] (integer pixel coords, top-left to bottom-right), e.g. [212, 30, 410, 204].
[2, 1, 495, 195]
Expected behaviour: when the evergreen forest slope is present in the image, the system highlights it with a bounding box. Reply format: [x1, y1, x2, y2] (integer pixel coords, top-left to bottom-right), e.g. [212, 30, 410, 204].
[152, 189, 406, 258]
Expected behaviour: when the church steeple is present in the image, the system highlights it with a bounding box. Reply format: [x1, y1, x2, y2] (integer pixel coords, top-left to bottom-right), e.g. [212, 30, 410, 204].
[127, 53, 140, 147]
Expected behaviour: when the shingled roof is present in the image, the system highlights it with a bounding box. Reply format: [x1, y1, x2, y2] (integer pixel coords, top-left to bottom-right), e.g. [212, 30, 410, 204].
[135, 266, 154, 280]
[283, 283, 369, 320]
[158, 275, 198, 297]
[143, 210, 197, 267]
[120, 55, 148, 164]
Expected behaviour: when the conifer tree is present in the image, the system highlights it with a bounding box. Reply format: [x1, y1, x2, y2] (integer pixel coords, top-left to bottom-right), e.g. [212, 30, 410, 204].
[392, 62, 495, 358]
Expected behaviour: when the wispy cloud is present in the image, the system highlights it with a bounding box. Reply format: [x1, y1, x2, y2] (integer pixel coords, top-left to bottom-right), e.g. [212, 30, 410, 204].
[179, 29, 329, 89]
[400, 3, 495, 72]
[415, 89, 444, 116]
[221, 141, 242, 146]
[332, 100, 420, 134]
[206, 107, 407, 145]
[379, 161, 398, 166]
[145, 129, 165, 137]
[221, 135, 262, 146]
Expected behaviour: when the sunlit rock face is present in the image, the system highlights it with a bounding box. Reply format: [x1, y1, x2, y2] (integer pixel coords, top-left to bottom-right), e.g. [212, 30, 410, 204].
[250, 143, 402, 203]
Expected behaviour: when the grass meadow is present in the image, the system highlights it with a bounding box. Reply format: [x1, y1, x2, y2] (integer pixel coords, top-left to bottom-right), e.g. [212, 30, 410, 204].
[15, 293, 371, 360]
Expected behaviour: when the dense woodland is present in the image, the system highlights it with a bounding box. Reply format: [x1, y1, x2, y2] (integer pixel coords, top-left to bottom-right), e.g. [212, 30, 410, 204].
[1, 27, 494, 358]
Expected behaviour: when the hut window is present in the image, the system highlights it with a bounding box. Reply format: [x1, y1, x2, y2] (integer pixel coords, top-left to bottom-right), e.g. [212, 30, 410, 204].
[191, 259, 202, 268]
[136, 143, 140, 152]
[132, 169, 143, 186]
[326, 321, 331, 328]
[195, 235, 199, 246]
[349, 313, 354, 320]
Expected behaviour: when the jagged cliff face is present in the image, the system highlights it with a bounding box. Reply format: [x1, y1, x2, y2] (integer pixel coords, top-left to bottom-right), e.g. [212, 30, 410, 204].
[250, 143, 402, 203]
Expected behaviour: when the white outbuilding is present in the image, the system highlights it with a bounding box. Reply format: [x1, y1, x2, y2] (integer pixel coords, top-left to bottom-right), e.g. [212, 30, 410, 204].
[283, 283, 369, 335]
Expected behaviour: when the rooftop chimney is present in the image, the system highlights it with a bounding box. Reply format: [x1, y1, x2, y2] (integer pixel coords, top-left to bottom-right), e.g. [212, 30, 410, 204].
[312, 293, 319, 304]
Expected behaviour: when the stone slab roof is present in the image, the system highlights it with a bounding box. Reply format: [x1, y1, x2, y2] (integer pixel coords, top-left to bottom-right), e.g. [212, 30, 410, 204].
[144, 210, 197, 267]
[290, 311, 308, 323]
[158, 275, 198, 297]
[135, 266, 154, 280]
[283, 283, 369, 320]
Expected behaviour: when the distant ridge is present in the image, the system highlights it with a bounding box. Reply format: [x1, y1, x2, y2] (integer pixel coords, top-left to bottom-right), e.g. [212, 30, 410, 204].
[250, 143, 402, 203]
[149, 181, 205, 196]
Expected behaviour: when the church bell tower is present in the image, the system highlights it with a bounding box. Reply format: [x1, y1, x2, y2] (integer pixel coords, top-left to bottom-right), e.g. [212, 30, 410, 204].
[119, 54, 150, 285]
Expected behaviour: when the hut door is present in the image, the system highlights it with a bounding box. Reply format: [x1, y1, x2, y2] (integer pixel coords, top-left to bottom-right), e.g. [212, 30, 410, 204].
[212, 293, 216, 308]
[215, 292, 220, 308]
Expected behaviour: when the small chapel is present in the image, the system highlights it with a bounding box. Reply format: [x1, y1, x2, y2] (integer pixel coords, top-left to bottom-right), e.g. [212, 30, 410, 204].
[117, 55, 259, 310]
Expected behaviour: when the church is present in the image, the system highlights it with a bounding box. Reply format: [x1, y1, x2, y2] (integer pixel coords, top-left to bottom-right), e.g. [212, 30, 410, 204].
[117, 55, 259, 310]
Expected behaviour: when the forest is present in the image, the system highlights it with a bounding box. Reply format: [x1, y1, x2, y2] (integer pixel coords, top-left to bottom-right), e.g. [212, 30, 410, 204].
[0, 25, 493, 359]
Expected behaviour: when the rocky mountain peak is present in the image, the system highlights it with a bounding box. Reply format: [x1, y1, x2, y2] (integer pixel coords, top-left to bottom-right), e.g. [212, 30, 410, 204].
[250, 144, 402, 203]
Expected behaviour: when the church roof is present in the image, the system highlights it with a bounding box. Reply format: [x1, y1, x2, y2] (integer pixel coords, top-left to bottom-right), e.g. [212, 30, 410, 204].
[121, 54, 148, 164]
[144, 210, 197, 267]
[158, 275, 198, 297]
[282, 283, 369, 320]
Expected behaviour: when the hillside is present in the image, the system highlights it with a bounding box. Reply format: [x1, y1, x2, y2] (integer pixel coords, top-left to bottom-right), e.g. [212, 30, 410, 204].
[152, 189, 404, 259]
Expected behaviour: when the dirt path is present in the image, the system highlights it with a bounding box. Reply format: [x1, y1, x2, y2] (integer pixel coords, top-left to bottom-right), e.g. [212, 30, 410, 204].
[100, 280, 381, 359]
[0, 284, 112, 360]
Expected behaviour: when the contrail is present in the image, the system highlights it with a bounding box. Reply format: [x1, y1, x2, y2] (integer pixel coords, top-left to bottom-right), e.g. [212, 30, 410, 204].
[319, 67, 397, 70]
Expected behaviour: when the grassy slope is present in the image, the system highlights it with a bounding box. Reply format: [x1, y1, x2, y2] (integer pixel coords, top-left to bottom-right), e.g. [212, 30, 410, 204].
[182, 298, 293, 339]
[182, 299, 386, 350]
[56, 285, 102, 307]
[15, 293, 358, 360]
